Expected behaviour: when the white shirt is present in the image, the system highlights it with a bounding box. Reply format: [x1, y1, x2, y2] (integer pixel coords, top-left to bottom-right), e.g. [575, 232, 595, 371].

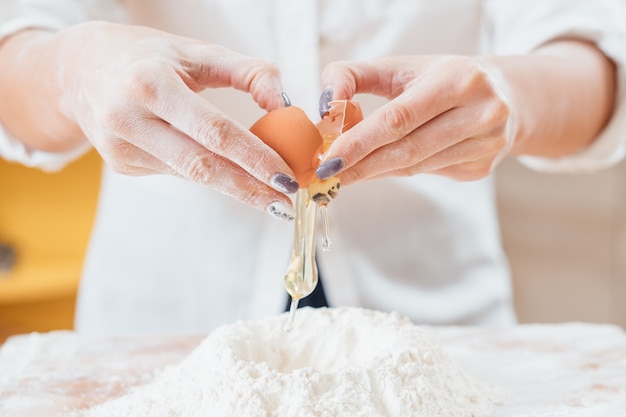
[1, 0, 625, 334]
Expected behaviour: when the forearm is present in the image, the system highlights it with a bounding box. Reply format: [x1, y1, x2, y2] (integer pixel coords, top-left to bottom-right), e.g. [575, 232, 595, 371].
[0, 29, 86, 152]
[480, 40, 616, 158]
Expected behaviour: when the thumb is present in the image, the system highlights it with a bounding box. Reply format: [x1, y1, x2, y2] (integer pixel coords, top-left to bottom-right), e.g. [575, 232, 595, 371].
[320, 57, 424, 101]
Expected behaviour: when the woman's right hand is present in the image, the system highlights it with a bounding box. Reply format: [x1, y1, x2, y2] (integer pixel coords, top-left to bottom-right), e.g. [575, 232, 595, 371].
[0, 21, 298, 219]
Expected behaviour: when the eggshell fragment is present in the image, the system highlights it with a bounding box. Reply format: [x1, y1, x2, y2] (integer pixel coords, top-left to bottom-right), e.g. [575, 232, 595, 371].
[250, 106, 323, 187]
[316, 100, 363, 149]
[307, 100, 363, 204]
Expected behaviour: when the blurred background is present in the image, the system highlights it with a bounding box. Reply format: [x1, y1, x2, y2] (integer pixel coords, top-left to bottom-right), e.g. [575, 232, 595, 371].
[0, 151, 624, 343]
[497, 157, 626, 329]
[0, 151, 101, 342]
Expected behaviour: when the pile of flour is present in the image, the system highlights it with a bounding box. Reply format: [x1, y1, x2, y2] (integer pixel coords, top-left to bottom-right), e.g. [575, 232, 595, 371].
[80, 307, 496, 417]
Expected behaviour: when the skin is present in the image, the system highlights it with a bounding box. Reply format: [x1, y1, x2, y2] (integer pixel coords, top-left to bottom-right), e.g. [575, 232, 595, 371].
[319, 40, 616, 184]
[0, 22, 296, 215]
[0, 22, 618, 209]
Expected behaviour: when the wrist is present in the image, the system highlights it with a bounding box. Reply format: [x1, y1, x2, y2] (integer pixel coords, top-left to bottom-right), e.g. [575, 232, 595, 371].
[0, 28, 86, 151]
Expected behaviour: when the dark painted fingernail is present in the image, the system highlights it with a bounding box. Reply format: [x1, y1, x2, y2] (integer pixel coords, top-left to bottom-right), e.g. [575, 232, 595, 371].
[267, 201, 295, 221]
[281, 92, 291, 107]
[316, 157, 344, 180]
[319, 87, 333, 118]
[271, 173, 299, 194]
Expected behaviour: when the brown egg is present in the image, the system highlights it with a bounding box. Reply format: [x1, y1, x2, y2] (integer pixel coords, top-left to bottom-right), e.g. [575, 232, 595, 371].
[250, 106, 323, 187]
[250, 100, 362, 189]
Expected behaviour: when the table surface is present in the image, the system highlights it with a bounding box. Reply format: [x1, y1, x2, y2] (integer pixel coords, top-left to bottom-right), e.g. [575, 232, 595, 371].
[1, 323, 625, 417]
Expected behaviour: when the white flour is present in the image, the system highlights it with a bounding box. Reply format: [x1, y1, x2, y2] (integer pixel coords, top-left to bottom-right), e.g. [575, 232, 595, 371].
[79, 307, 496, 417]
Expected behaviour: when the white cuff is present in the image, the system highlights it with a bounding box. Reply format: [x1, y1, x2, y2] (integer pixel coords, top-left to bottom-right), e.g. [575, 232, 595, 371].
[486, 0, 626, 172]
[0, 0, 123, 169]
[0, 129, 92, 171]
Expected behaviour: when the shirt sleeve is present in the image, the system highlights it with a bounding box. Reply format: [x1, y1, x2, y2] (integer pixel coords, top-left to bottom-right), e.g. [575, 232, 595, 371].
[0, 0, 126, 171]
[484, 0, 626, 173]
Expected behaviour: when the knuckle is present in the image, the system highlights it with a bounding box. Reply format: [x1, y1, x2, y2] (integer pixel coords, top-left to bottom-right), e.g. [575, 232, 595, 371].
[491, 99, 511, 124]
[453, 59, 496, 100]
[383, 104, 416, 135]
[179, 153, 215, 183]
[193, 115, 233, 151]
[112, 61, 169, 108]
[100, 138, 131, 158]
[100, 107, 135, 135]
[126, 62, 162, 99]
[262, 62, 281, 80]
[101, 154, 132, 175]
[344, 140, 367, 163]
[461, 60, 490, 90]
[246, 152, 272, 177]
[402, 138, 429, 164]
[493, 98, 511, 121]
[100, 64, 169, 133]
[480, 98, 511, 129]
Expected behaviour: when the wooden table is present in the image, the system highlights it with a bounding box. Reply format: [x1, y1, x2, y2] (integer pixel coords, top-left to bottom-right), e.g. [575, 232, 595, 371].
[1, 323, 625, 416]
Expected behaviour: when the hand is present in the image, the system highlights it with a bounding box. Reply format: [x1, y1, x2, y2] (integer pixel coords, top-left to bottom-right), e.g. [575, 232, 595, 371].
[4, 22, 299, 218]
[316, 55, 516, 184]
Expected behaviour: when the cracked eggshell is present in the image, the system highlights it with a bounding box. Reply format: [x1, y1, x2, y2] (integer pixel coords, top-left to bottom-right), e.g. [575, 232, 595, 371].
[250, 106, 323, 188]
[316, 100, 363, 144]
[250, 100, 362, 189]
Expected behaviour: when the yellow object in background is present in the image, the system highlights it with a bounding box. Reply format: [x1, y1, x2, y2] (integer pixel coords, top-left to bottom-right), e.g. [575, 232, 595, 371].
[0, 150, 102, 341]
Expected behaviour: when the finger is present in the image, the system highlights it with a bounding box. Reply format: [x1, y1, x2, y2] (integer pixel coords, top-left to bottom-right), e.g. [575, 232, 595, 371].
[329, 105, 495, 183]
[114, 115, 295, 214]
[318, 87, 334, 118]
[95, 137, 182, 177]
[346, 135, 502, 184]
[317, 77, 460, 178]
[429, 156, 497, 181]
[320, 56, 438, 101]
[178, 43, 286, 111]
[140, 73, 299, 194]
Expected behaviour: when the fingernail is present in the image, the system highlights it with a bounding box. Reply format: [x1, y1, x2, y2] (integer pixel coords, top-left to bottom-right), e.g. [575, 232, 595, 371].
[281, 92, 291, 107]
[271, 173, 299, 194]
[316, 157, 344, 180]
[319, 87, 333, 118]
[267, 201, 295, 221]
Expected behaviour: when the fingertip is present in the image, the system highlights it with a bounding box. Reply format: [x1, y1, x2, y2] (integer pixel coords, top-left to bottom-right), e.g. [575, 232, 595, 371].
[267, 200, 296, 221]
[281, 92, 292, 107]
[318, 87, 333, 118]
[320, 61, 357, 100]
[316, 157, 345, 180]
[248, 64, 285, 111]
[270, 172, 299, 194]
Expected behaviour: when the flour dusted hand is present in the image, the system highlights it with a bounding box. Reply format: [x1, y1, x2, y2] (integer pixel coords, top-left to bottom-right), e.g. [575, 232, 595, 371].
[318, 56, 515, 184]
[6, 22, 299, 215]
[318, 40, 617, 186]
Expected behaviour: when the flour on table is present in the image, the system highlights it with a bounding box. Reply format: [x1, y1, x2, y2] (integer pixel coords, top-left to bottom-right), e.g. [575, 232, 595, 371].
[77, 307, 497, 417]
